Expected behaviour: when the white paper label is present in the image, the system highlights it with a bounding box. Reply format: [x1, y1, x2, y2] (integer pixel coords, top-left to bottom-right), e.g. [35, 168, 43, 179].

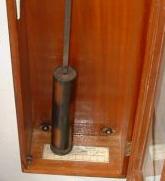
[149, 144, 165, 161]
[43, 144, 109, 163]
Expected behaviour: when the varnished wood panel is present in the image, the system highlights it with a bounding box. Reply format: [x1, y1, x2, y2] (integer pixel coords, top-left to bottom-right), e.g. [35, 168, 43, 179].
[142, 32, 165, 179]
[161, 162, 165, 181]
[6, 0, 33, 168]
[21, 1, 151, 176]
[7, 0, 165, 178]
[127, 0, 165, 179]
[28, 129, 123, 177]
[17, 0, 33, 156]
[24, 0, 147, 133]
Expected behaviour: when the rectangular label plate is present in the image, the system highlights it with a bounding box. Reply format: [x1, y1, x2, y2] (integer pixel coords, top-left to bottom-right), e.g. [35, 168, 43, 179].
[43, 144, 109, 163]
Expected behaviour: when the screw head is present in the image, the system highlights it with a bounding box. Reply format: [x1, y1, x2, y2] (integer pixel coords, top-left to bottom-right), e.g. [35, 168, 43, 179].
[42, 125, 49, 132]
[41, 122, 50, 132]
[101, 127, 113, 135]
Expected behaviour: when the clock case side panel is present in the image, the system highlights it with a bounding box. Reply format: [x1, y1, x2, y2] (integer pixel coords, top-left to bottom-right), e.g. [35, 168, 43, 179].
[127, 0, 165, 180]
[6, 0, 33, 170]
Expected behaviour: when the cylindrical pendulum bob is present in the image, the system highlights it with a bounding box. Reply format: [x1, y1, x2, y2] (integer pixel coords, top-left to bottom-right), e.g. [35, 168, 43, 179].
[50, 66, 77, 155]
[50, 0, 76, 155]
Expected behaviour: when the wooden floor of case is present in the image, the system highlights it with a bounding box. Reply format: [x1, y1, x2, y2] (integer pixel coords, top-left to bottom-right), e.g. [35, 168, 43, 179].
[26, 128, 125, 177]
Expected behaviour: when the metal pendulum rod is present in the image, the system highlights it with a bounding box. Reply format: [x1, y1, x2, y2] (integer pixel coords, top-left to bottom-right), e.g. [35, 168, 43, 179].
[63, 0, 72, 73]
[50, 0, 77, 155]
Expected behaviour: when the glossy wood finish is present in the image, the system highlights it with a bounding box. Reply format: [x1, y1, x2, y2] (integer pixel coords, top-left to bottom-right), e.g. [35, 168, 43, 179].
[28, 128, 123, 177]
[142, 20, 165, 179]
[161, 162, 165, 181]
[141, 115, 155, 178]
[6, 0, 33, 168]
[127, 0, 165, 180]
[6, 0, 165, 178]
[18, 0, 151, 176]
[24, 0, 147, 133]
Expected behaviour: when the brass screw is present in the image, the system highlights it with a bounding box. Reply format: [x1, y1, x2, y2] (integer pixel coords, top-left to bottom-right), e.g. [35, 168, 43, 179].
[101, 127, 113, 135]
[41, 122, 51, 132]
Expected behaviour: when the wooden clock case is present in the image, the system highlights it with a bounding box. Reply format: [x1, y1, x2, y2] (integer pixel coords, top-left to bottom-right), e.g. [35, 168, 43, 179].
[6, 0, 165, 180]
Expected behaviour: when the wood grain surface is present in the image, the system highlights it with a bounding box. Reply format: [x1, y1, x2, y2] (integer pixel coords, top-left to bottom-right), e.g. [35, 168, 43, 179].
[7, 0, 165, 178]
[127, 0, 165, 180]
[20, 0, 150, 176]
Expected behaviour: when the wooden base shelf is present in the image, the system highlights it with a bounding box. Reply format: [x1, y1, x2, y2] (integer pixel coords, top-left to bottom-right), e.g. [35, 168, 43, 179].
[28, 128, 124, 177]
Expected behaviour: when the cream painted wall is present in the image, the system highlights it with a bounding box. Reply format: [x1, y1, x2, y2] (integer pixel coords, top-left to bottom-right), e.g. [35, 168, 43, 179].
[0, 0, 161, 181]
